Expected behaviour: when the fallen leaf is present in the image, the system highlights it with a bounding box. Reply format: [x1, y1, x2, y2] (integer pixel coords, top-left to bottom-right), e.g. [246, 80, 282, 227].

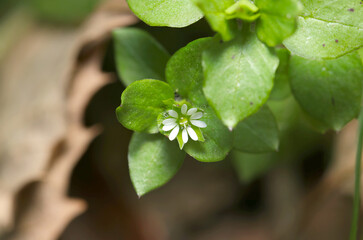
[0, 0, 137, 238]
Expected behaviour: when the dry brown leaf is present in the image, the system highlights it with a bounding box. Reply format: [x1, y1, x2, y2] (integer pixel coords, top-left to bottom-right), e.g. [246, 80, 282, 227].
[0, 26, 76, 233]
[0, 0, 137, 238]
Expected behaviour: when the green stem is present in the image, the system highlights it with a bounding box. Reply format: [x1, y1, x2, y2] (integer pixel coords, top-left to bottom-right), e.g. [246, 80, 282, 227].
[350, 106, 363, 240]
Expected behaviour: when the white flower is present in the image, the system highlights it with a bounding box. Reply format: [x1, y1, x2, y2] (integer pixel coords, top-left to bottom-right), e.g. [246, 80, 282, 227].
[162, 104, 207, 147]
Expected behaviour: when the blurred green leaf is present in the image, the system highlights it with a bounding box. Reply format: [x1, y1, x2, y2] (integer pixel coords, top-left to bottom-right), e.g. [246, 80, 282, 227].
[0, 0, 21, 17]
[113, 28, 170, 86]
[231, 151, 275, 183]
[129, 132, 185, 196]
[270, 48, 291, 100]
[29, 0, 100, 24]
[290, 52, 363, 131]
[116, 79, 174, 134]
[233, 106, 279, 153]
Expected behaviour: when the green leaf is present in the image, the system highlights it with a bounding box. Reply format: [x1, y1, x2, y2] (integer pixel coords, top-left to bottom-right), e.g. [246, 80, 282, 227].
[165, 39, 232, 161]
[166, 37, 212, 105]
[233, 106, 279, 153]
[269, 48, 291, 100]
[184, 107, 233, 162]
[126, 0, 203, 27]
[116, 79, 175, 133]
[225, 0, 260, 22]
[284, 0, 363, 59]
[113, 28, 170, 86]
[129, 132, 185, 197]
[202, 31, 279, 129]
[290, 53, 363, 131]
[255, 0, 302, 47]
[231, 151, 275, 183]
[192, 0, 237, 41]
[300, 0, 362, 27]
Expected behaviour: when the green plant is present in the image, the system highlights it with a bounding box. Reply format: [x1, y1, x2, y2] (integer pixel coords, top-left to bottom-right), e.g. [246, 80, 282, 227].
[113, 0, 363, 236]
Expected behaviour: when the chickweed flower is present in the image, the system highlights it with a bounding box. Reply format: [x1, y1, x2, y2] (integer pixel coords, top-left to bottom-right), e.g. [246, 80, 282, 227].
[161, 104, 207, 149]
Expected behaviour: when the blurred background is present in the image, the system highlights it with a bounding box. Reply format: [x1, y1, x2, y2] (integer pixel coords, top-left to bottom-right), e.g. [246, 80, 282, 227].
[0, 0, 360, 239]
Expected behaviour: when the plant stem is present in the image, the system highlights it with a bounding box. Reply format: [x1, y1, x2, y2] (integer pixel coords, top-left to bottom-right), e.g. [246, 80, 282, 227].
[350, 106, 363, 240]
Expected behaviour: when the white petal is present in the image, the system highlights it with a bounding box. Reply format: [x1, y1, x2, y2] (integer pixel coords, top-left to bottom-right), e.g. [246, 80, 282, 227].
[182, 129, 188, 143]
[163, 123, 177, 131]
[187, 127, 198, 141]
[187, 108, 198, 115]
[169, 125, 179, 141]
[181, 104, 187, 114]
[190, 112, 203, 120]
[191, 120, 207, 128]
[168, 110, 178, 118]
[163, 118, 177, 125]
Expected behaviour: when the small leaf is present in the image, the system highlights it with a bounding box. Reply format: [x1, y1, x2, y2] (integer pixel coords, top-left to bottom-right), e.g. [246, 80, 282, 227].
[269, 48, 291, 100]
[116, 79, 175, 133]
[284, 0, 363, 59]
[233, 106, 279, 153]
[202, 31, 279, 129]
[290, 52, 363, 131]
[231, 151, 275, 184]
[113, 28, 170, 86]
[192, 0, 237, 41]
[127, 0, 203, 27]
[225, 0, 260, 22]
[255, 0, 302, 47]
[184, 107, 233, 162]
[166, 37, 212, 105]
[128, 132, 185, 197]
